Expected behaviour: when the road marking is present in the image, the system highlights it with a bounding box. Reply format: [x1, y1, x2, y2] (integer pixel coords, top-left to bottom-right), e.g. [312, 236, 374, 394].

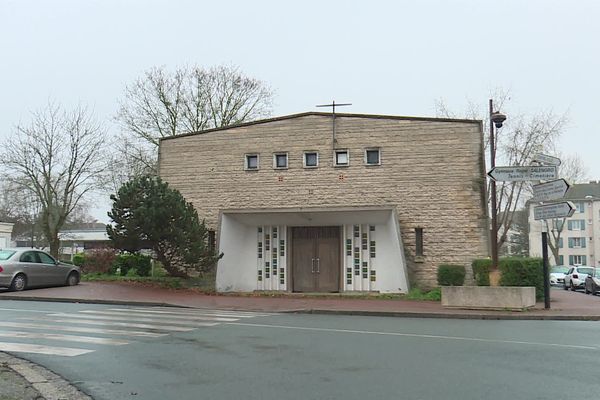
[76, 310, 239, 322]
[49, 312, 236, 325]
[0, 341, 93, 356]
[143, 306, 275, 316]
[38, 317, 206, 332]
[0, 330, 129, 345]
[226, 322, 599, 351]
[0, 307, 54, 313]
[107, 308, 272, 318]
[1, 322, 166, 338]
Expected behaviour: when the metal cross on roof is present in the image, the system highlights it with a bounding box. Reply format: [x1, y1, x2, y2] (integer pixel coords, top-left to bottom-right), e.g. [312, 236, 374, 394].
[316, 100, 352, 145]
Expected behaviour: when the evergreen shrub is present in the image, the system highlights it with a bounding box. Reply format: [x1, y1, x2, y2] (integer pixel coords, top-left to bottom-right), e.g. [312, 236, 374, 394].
[437, 264, 466, 286]
[499, 257, 544, 300]
[471, 259, 492, 286]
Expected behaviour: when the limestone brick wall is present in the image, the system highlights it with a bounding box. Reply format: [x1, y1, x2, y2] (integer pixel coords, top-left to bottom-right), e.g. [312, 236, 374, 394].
[159, 113, 490, 288]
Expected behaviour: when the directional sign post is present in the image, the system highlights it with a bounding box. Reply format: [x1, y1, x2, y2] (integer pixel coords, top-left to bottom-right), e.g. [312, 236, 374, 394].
[533, 201, 576, 221]
[532, 179, 570, 202]
[533, 153, 561, 166]
[487, 166, 557, 182]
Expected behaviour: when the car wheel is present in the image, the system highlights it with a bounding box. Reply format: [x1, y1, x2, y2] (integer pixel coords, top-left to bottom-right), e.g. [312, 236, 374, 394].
[66, 272, 80, 286]
[10, 274, 27, 292]
[571, 282, 577, 291]
[563, 283, 569, 290]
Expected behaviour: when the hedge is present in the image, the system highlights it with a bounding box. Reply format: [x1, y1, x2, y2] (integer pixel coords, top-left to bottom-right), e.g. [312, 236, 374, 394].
[471, 259, 491, 286]
[437, 264, 466, 286]
[72, 253, 85, 267]
[112, 254, 152, 277]
[499, 257, 544, 300]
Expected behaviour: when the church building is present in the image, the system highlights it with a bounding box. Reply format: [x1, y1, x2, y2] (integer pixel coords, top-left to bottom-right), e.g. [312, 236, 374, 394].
[158, 112, 489, 293]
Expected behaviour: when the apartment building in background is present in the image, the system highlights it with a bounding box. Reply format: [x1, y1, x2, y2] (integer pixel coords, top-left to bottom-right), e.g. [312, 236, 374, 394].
[529, 181, 600, 266]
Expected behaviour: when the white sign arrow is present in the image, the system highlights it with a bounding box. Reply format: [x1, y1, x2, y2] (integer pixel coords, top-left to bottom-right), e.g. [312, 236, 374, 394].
[533, 153, 561, 166]
[487, 166, 557, 182]
[532, 179, 570, 202]
[534, 201, 576, 220]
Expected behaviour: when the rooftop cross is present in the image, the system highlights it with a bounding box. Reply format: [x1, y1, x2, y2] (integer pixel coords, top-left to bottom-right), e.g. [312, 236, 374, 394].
[316, 100, 351, 145]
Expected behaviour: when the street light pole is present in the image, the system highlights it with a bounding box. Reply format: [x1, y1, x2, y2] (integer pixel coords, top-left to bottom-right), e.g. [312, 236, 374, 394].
[489, 99, 507, 272]
[489, 99, 499, 270]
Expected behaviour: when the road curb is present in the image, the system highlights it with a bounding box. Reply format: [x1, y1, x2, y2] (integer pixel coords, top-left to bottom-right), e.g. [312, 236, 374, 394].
[0, 295, 180, 308]
[3, 295, 600, 321]
[0, 352, 92, 400]
[294, 309, 600, 321]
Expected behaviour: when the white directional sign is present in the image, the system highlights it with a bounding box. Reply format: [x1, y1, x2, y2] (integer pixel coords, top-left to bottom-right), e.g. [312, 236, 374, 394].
[487, 166, 557, 182]
[532, 179, 570, 202]
[534, 201, 576, 220]
[533, 153, 561, 166]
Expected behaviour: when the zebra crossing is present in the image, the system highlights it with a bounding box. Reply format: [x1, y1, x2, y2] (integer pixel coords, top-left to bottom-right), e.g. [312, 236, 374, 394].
[0, 306, 272, 357]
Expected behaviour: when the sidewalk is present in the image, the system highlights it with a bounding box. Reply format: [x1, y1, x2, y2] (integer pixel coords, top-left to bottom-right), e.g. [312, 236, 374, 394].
[2, 282, 600, 320]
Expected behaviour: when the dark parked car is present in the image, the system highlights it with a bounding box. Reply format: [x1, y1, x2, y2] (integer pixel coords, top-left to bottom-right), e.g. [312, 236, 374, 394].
[0, 248, 80, 291]
[585, 268, 600, 295]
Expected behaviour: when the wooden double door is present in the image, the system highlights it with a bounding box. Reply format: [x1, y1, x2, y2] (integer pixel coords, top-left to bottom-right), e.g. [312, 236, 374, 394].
[291, 226, 340, 292]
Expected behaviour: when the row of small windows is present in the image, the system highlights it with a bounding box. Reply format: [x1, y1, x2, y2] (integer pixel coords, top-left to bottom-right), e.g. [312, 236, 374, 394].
[244, 148, 381, 170]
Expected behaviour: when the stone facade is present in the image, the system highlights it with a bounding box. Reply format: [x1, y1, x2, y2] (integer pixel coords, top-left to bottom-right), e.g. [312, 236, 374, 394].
[159, 112, 489, 288]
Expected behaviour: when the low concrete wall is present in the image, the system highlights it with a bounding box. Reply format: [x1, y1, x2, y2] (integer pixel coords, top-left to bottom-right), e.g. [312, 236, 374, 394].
[442, 286, 536, 310]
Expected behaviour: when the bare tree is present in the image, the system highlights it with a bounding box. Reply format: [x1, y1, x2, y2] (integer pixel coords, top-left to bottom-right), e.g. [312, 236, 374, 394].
[0, 180, 44, 246]
[0, 102, 107, 257]
[435, 90, 571, 252]
[113, 64, 274, 182]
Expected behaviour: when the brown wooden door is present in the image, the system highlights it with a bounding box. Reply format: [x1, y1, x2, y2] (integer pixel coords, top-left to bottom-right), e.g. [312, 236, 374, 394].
[291, 227, 340, 292]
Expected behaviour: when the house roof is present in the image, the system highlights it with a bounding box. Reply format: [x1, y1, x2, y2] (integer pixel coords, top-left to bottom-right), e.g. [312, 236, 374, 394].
[58, 228, 109, 242]
[159, 111, 482, 142]
[564, 182, 600, 200]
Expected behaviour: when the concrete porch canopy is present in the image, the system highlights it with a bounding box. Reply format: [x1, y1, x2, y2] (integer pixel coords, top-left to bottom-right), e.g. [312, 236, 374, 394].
[216, 206, 410, 293]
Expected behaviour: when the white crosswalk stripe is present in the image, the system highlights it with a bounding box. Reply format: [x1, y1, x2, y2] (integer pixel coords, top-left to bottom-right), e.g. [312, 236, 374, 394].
[76, 310, 239, 322]
[1, 321, 167, 337]
[0, 342, 94, 357]
[0, 331, 130, 345]
[1, 306, 270, 357]
[34, 317, 203, 332]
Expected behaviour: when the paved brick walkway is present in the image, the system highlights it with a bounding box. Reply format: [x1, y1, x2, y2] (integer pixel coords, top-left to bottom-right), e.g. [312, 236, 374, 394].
[1, 282, 599, 320]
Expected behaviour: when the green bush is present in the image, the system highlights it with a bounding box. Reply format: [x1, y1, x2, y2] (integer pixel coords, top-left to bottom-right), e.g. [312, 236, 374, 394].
[437, 264, 466, 286]
[405, 287, 442, 301]
[72, 253, 85, 267]
[112, 253, 153, 277]
[472, 259, 491, 286]
[499, 257, 544, 300]
[126, 268, 138, 277]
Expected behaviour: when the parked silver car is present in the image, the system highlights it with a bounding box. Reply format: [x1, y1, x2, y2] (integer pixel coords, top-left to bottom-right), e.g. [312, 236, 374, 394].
[0, 248, 80, 291]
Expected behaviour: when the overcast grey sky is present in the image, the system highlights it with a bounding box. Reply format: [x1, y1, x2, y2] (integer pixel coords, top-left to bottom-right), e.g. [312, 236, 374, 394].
[1, 0, 598, 221]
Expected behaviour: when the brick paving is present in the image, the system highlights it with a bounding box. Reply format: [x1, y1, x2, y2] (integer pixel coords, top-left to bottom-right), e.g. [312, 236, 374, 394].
[1, 282, 600, 320]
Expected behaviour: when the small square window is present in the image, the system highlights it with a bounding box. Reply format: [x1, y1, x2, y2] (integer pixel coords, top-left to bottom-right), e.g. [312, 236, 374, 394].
[365, 148, 380, 165]
[245, 154, 259, 170]
[304, 151, 319, 168]
[334, 150, 349, 166]
[274, 153, 288, 169]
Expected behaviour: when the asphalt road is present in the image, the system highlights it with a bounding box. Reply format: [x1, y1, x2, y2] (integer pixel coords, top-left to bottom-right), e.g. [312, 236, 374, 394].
[1, 299, 600, 400]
